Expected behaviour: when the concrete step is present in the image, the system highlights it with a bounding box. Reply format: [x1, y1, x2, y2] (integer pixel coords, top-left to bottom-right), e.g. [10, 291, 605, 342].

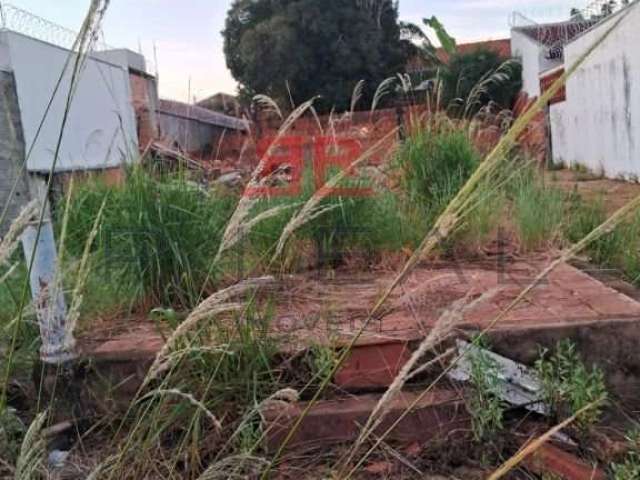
[261, 389, 469, 452]
[49, 259, 640, 415]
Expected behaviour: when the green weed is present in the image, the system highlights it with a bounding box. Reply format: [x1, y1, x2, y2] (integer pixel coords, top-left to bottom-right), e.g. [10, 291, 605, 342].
[306, 344, 338, 382]
[535, 340, 607, 430]
[567, 196, 640, 286]
[59, 166, 237, 309]
[468, 345, 505, 442]
[396, 125, 480, 225]
[611, 430, 640, 479]
[511, 172, 565, 251]
[184, 300, 280, 407]
[249, 166, 416, 269]
[564, 193, 607, 245]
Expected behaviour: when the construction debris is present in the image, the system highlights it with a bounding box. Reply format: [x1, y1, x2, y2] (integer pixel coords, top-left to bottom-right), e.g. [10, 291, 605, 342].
[448, 339, 548, 415]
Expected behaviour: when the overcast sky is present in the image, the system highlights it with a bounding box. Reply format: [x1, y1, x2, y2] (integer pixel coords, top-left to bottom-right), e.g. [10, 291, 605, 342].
[6, 0, 589, 101]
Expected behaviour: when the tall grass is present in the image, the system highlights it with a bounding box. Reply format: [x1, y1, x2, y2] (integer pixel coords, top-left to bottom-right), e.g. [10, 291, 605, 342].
[61, 166, 237, 310]
[565, 193, 640, 285]
[2, 2, 636, 478]
[396, 123, 480, 224]
[511, 169, 565, 251]
[244, 164, 418, 270]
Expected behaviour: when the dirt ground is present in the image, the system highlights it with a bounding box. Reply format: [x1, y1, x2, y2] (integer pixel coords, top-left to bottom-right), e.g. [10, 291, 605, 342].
[545, 168, 640, 214]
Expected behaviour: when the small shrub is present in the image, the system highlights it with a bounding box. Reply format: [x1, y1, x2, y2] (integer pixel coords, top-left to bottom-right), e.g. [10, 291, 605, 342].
[306, 344, 338, 383]
[535, 340, 607, 430]
[468, 346, 505, 442]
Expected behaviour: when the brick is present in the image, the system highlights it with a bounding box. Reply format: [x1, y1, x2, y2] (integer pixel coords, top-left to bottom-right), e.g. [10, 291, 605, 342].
[334, 342, 411, 389]
[523, 443, 606, 480]
[262, 389, 469, 452]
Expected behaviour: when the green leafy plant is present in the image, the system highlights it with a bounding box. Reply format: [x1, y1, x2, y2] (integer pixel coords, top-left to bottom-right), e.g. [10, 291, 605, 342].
[306, 344, 338, 382]
[535, 340, 607, 430]
[468, 347, 505, 442]
[609, 430, 640, 479]
[442, 49, 522, 116]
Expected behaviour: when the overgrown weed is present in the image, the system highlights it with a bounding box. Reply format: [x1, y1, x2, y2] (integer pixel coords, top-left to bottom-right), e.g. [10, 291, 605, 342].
[61, 166, 237, 310]
[611, 431, 640, 480]
[396, 122, 480, 225]
[467, 341, 505, 443]
[510, 168, 565, 251]
[535, 340, 607, 430]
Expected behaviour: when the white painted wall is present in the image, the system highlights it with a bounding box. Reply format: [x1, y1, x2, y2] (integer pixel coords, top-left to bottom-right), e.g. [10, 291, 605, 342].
[1, 31, 138, 172]
[549, 102, 572, 166]
[511, 30, 543, 97]
[0, 32, 11, 72]
[511, 29, 564, 98]
[550, 4, 640, 179]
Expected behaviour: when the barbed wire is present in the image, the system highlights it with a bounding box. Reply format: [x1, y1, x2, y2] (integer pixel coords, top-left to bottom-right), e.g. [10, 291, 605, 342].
[0, 2, 112, 51]
[510, 0, 632, 50]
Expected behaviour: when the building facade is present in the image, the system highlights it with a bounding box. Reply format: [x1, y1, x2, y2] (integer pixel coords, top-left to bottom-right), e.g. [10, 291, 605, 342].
[549, 3, 640, 178]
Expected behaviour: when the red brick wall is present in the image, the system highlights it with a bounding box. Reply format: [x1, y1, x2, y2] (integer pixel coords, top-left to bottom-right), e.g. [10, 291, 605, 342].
[129, 72, 159, 152]
[241, 104, 429, 167]
[513, 92, 549, 164]
[540, 68, 566, 105]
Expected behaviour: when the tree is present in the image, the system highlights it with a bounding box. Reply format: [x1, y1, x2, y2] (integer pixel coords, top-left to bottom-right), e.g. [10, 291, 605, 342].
[400, 18, 521, 115]
[441, 48, 522, 116]
[223, 0, 409, 112]
[400, 15, 457, 75]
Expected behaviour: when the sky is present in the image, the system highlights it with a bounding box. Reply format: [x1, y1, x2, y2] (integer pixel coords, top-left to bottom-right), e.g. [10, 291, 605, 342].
[5, 0, 589, 101]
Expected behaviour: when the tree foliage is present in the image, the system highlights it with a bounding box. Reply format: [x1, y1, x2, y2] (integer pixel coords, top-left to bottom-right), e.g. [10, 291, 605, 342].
[223, 0, 409, 112]
[441, 48, 522, 115]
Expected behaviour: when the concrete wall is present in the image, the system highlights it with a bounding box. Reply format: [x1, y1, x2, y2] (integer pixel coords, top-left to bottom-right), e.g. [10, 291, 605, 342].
[157, 112, 227, 158]
[511, 29, 563, 98]
[550, 4, 640, 178]
[511, 30, 543, 97]
[0, 31, 138, 173]
[549, 102, 571, 166]
[0, 69, 29, 236]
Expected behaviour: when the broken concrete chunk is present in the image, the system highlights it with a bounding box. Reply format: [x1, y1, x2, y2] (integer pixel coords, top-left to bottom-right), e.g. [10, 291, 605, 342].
[448, 339, 548, 415]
